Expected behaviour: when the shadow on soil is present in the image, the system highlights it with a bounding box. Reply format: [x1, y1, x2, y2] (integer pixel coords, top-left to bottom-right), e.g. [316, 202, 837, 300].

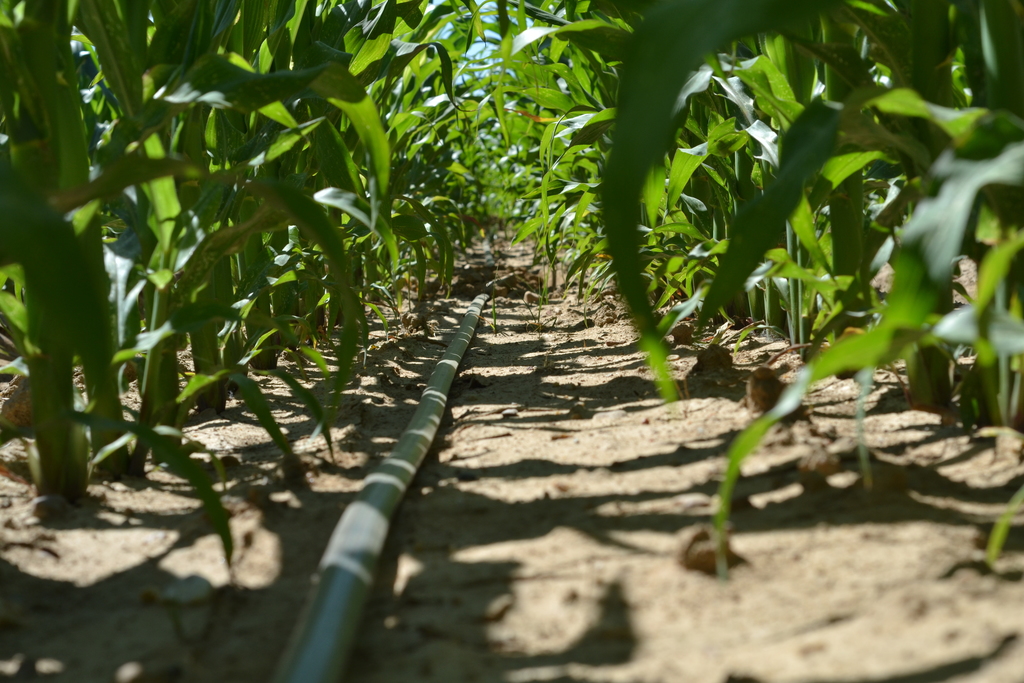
[347, 298, 1024, 683]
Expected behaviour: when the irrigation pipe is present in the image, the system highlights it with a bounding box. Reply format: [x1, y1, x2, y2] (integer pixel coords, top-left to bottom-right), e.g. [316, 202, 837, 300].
[272, 292, 490, 683]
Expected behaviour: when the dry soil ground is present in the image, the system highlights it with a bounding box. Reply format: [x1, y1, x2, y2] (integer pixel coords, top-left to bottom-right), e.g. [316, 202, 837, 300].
[2, 244, 1024, 683]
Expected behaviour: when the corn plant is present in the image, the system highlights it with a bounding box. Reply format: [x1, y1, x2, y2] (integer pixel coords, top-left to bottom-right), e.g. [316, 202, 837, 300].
[475, 0, 1024, 572]
[0, 0, 493, 561]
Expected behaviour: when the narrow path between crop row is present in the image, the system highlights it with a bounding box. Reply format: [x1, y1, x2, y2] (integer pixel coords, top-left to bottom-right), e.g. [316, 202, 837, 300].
[346, 250, 1024, 683]
[3, 242, 1024, 683]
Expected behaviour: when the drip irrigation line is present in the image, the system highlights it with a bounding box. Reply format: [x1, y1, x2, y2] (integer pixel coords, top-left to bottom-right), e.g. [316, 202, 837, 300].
[272, 292, 490, 683]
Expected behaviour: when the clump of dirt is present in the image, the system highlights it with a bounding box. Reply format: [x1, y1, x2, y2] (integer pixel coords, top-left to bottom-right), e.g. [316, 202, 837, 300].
[692, 343, 733, 373]
[743, 365, 784, 414]
[668, 322, 694, 346]
[678, 524, 746, 574]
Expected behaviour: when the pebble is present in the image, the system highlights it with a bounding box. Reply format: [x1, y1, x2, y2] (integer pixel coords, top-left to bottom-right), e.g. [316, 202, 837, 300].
[113, 661, 180, 683]
[568, 402, 591, 420]
[673, 493, 711, 510]
[114, 662, 146, 683]
[592, 410, 628, 422]
[501, 408, 519, 419]
[523, 291, 541, 304]
[160, 575, 215, 606]
[484, 594, 515, 621]
[220, 454, 241, 468]
[219, 495, 248, 516]
[798, 451, 842, 477]
[31, 495, 70, 521]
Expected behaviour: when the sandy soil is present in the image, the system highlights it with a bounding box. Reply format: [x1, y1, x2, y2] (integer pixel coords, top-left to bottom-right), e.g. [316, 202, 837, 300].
[3, 244, 1024, 683]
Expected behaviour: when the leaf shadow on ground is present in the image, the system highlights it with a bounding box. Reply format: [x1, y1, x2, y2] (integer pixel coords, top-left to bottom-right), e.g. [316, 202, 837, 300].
[347, 295, 1024, 682]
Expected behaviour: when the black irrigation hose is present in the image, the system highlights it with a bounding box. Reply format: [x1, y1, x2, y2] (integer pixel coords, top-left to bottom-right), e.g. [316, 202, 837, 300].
[272, 292, 490, 683]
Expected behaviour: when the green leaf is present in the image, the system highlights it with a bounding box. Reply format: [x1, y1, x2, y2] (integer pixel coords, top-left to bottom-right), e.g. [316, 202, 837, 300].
[118, 303, 240, 360]
[249, 181, 365, 411]
[976, 231, 1024, 311]
[525, 87, 576, 113]
[790, 39, 875, 91]
[732, 55, 804, 127]
[392, 213, 429, 241]
[700, 99, 842, 324]
[50, 157, 202, 213]
[890, 115, 1024, 317]
[71, 413, 233, 563]
[603, 0, 843, 386]
[842, 0, 913, 87]
[385, 41, 458, 105]
[987, 481, 1024, 567]
[512, 19, 632, 61]
[809, 150, 883, 209]
[311, 63, 392, 198]
[566, 108, 616, 147]
[230, 373, 296, 458]
[78, 0, 143, 115]
[0, 163, 113, 387]
[314, 123, 366, 195]
[163, 54, 322, 117]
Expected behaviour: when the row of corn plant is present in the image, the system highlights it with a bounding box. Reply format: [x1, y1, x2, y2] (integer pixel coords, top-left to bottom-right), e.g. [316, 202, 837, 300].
[6, 0, 1024, 572]
[0, 0, 506, 560]
[466, 0, 1024, 573]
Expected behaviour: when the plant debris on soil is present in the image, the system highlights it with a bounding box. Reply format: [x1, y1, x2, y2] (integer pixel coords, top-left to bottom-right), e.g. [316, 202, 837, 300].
[3, 243, 1024, 683]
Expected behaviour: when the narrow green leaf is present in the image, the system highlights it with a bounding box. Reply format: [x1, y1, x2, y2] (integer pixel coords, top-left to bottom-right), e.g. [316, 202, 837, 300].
[604, 0, 842, 371]
[230, 373, 295, 458]
[700, 99, 842, 324]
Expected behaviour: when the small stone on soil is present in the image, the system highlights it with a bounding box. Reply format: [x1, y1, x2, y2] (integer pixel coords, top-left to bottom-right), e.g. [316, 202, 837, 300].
[484, 594, 515, 622]
[160, 574, 215, 606]
[220, 454, 241, 468]
[114, 662, 146, 683]
[113, 661, 179, 683]
[592, 410, 628, 422]
[31, 495, 70, 521]
[798, 451, 842, 477]
[523, 291, 541, 304]
[501, 408, 519, 419]
[568, 402, 591, 420]
[219, 495, 248, 516]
